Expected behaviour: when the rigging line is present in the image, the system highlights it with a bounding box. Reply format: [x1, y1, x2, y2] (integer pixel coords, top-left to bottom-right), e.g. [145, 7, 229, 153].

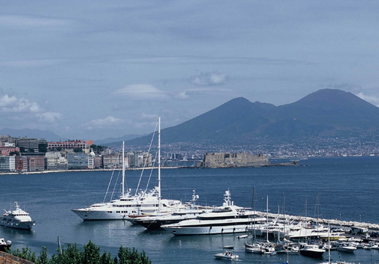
[144, 150, 157, 194]
[110, 169, 121, 201]
[135, 122, 158, 196]
[103, 169, 115, 203]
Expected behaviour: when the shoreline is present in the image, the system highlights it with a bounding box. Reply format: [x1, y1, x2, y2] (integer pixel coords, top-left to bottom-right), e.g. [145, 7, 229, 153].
[0, 166, 180, 176]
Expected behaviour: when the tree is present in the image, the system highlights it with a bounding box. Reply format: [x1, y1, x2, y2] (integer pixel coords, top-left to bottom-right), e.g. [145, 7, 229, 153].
[11, 241, 151, 264]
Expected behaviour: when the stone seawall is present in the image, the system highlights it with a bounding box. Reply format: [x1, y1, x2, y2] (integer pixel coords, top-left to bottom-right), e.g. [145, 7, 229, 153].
[0, 252, 34, 264]
[199, 152, 270, 168]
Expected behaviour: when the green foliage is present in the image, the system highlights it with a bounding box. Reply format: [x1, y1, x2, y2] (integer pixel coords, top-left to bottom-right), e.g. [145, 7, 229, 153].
[91, 144, 105, 153]
[11, 241, 151, 264]
[73, 148, 83, 153]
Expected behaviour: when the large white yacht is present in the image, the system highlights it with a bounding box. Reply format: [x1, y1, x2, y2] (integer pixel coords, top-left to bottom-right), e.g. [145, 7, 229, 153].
[161, 190, 265, 235]
[130, 190, 212, 230]
[0, 202, 35, 230]
[72, 118, 186, 221]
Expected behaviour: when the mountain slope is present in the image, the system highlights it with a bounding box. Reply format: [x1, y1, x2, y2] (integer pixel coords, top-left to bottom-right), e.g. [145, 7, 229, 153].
[125, 89, 379, 146]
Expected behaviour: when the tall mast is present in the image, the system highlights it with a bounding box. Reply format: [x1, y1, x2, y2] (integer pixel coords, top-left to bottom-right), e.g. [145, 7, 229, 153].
[122, 141, 125, 197]
[158, 117, 161, 212]
[266, 195, 269, 243]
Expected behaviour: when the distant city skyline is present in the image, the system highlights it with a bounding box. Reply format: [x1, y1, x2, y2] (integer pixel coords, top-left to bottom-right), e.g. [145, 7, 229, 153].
[1, 1, 379, 140]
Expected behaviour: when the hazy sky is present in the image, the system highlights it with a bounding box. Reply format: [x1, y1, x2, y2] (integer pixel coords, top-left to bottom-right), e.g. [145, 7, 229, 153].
[1, 1, 379, 140]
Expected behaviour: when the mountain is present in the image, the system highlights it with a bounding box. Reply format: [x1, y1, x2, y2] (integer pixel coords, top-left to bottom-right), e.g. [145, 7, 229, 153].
[124, 89, 379, 146]
[0, 128, 63, 141]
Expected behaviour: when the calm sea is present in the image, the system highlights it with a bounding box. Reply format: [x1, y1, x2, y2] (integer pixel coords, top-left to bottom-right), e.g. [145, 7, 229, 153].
[1, 157, 379, 263]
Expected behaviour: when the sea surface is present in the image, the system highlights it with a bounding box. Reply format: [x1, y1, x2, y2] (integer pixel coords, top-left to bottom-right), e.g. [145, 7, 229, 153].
[1, 156, 379, 263]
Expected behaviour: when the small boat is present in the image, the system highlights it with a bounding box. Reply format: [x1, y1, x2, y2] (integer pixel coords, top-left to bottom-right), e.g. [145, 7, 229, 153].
[300, 243, 325, 258]
[223, 245, 234, 249]
[337, 242, 357, 253]
[236, 234, 248, 239]
[214, 251, 239, 260]
[0, 238, 12, 252]
[0, 202, 35, 230]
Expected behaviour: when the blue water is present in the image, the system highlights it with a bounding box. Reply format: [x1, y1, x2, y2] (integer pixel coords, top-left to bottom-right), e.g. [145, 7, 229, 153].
[1, 157, 379, 263]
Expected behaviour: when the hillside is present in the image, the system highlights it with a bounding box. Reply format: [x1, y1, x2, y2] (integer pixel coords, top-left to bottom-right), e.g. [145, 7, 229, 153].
[124, 89, 379, 146]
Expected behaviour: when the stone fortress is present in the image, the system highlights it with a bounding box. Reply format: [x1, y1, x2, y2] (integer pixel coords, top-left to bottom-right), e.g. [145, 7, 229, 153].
[198, 152, 270, 168]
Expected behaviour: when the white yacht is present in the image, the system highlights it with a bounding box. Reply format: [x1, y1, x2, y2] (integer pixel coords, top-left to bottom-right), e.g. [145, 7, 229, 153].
[336, 242, 357, 253]
[299, 243, 325, 258]
[161, 190, 265, 236]
[287, 222, 330, 240]
[0, 202, 35, 230]
[130, 190, 212, 230]
[72, 118, 186, 221]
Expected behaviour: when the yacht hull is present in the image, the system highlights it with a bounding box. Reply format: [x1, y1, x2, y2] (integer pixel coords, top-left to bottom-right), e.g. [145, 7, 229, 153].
[164, 224, 249, 236]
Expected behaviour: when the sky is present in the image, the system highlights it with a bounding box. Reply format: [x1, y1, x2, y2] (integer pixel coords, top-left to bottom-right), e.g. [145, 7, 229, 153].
[1, 1, 379, 141]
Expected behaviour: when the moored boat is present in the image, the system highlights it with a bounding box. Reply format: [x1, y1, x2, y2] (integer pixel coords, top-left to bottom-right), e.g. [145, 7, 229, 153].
[161, 190, 264, 236]
[299, 243, 325, 258]
[72, 119, 187, 221]
[214, 251, 239, 260]
[0, 238, 12, 252]
[0, 202, 35, 230]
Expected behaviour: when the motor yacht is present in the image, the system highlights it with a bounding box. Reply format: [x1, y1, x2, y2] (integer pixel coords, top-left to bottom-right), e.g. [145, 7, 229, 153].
[161, 190, 265, 235]
[0, 202, 35, 230]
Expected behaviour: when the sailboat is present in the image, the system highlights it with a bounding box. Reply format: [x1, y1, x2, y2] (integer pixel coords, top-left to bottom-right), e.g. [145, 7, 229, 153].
[72, 118, 186, 221]
[319, 223, 356, 264]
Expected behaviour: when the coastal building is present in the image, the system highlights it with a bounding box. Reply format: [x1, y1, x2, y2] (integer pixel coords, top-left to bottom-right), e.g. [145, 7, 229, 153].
[0, 156, 15, 172]
[94, 155, 102, 169]
[28, 156, 45, 172]
[15, 156, 28, 172]
[199, 152, 270, 168]
[67, 152, 89, 169]
[0, 146, 20, 156]
[15, 138, 47, 153]
[127, 152, 152, 168]
[102, 154, 122, 169]
[88, 151, 95, 169]
[48, 140, 93, 154]
[45, 152, 68, 170]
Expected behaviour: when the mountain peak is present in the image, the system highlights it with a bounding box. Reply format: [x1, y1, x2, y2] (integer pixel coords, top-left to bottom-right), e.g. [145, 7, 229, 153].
[294, 88, 376, 111]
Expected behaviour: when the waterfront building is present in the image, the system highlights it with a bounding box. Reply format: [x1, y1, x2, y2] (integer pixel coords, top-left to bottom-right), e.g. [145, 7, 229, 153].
[102, 154, 122, 169]
[94, 155, 102, 169]
[45, 152, 68, 170]
[15, 138, 47, 153]
[28, 156, 45, 172]
[0, 156, 15, 172]
[67, 152, 89, 169]
[15, 156, 28, 172]
[199, 152, 270, 168]
[88, 151, 95, 169]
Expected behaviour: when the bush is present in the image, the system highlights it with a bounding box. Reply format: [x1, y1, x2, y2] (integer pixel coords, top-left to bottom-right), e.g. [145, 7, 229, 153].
[11, 241, 151, 264]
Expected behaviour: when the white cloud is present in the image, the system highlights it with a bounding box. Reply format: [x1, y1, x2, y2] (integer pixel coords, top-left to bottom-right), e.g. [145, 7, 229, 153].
[0, 94, 40, 113]
[356, 92, 379, 107]
[113, 84, 167, 100]
[36, 112, 62, 123]
[190, 72, 228, 86]
[175, 91, 189, 100]
[84, 116, 123, 130]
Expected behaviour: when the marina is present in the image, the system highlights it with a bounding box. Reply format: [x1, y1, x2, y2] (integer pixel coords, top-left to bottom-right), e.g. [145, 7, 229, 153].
[1, 156, 379, 263]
